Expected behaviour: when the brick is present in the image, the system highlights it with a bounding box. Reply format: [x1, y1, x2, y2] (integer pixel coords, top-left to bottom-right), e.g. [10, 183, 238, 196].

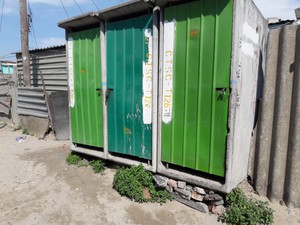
[204, 193, 223, 202]
[193, 187, 206, 195]
[186, 185, 193, 192]
[177, 181, 186, 189]
[191, 191, 204, 202]
[153, 175, 168, 188]
[174, 187, 191, 200]
[167, 179, 177, 188]
[211, 205, 226, 216]
[165, 185, 173, 193]
[212, 199, 224, 206]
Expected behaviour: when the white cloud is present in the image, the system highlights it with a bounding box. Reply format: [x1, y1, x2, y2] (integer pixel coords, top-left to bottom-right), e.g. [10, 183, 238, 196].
[36, 37, 65, 48]
[253, 0, 299, 20]
[2, 1, 18, 15]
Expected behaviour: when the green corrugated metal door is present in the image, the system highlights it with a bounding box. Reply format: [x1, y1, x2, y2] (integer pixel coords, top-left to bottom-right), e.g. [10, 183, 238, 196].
[161, 0, 233, 177]
[68, 28, 104, 148]
[107, 15, 153, 160]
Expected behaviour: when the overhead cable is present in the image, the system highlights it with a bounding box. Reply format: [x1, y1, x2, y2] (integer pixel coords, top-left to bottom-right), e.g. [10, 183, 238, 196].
[90, 0, 99, 10]
[73, 0, 84, 13]
[59, 0, 69, 18]
[27, 1, 38, 48]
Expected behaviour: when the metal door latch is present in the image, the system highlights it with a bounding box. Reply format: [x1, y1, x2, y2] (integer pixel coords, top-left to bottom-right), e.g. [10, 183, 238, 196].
[106, 88, 114, 104]
[216, 87, 227, 100]
[96, 88, 102, 96]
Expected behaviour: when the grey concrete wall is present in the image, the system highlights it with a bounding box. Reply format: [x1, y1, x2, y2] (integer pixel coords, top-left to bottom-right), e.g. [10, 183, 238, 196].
[225, 0, 268, 192]
[251, 24, 300, 208]
[19, 115, 49, 138]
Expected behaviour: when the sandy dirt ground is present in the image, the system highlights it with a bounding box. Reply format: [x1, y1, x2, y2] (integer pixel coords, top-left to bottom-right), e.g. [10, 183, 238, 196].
[0, 122, 299, 225]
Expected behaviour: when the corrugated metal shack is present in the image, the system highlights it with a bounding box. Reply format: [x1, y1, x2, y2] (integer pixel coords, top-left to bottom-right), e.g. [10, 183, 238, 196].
[58, 0, 267, 194]
[16, 45, 67, 91]
[15, 45, 69, 140]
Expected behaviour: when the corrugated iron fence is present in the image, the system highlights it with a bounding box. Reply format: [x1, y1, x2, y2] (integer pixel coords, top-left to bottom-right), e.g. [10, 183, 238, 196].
[15, 47, 67, 119]
[17, 87, 48, 118]
[17, 52, 67, 91]
[0, 76, 12, 116]
[250, 24, 300, 208]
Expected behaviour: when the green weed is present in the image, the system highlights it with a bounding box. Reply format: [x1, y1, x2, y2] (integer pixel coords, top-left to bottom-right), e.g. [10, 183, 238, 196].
[89, 159, 105, 174]
[66, 152, 82, 165]
[22, 128, 29, 135]
[66, 152, 105, 174]
[113, 164, 172, 203]
[221, 188, 274, 225]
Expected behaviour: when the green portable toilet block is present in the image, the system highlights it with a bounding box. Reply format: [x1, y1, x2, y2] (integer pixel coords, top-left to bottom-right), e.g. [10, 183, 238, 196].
[58, 0, 268, 193]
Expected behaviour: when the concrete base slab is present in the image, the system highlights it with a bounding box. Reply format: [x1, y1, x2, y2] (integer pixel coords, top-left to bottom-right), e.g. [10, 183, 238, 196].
[19, 115, 49, 138]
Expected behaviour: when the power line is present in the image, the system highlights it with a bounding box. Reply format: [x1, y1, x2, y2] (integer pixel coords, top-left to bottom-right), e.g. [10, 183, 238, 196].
[30, 21, 38, 48]
[59, 0, 69, 18]
[90, 0, 99, 10]
[73, 0, 84, 13]
[0, 53, 15, 60]
[0, 0, 5, 34]
[27, 1, 38, 48]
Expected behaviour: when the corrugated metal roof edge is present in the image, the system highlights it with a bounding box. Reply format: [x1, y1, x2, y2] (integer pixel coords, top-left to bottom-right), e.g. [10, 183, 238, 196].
[14, 45, 65, 55]
[57, 0, 177, 30]
[96, 0, 147, 16]
[57, 0, 152, 29]
[57, 11, 96, 29]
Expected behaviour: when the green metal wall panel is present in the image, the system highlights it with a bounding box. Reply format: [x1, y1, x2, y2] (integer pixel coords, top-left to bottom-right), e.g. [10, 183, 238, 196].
[68, 28, 104, 148]
[161, 0, 233, 177]
[107, 15, 153, 160]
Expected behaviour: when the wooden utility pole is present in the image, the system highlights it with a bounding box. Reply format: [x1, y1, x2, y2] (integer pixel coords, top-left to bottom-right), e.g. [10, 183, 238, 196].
[19, 0, 30, 86]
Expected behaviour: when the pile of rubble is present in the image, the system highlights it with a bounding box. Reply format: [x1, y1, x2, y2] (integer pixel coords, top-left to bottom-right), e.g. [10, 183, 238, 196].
[153, 175, 226, 217]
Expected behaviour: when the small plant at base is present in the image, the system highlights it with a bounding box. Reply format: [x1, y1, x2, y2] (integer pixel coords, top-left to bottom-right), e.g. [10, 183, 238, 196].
[22, 128, 29, 135]
[113, 164, 172, 203]
[220, 188, 274, 225]
[89, 159, 105, 174]
[66, 152, 82, 165]
[0, 122, 7, 129]
[13, 125, 22, 132]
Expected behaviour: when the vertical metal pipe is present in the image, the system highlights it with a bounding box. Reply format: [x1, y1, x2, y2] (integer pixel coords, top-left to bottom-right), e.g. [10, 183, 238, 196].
[100, 20, 108, 159]
[65, 29, 73, 144]
[151, 6, 160, 172]
[157, 6, 164, 171]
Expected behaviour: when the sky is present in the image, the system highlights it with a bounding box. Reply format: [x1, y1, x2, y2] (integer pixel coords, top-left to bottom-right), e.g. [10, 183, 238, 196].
[0, 0, 299, 61]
